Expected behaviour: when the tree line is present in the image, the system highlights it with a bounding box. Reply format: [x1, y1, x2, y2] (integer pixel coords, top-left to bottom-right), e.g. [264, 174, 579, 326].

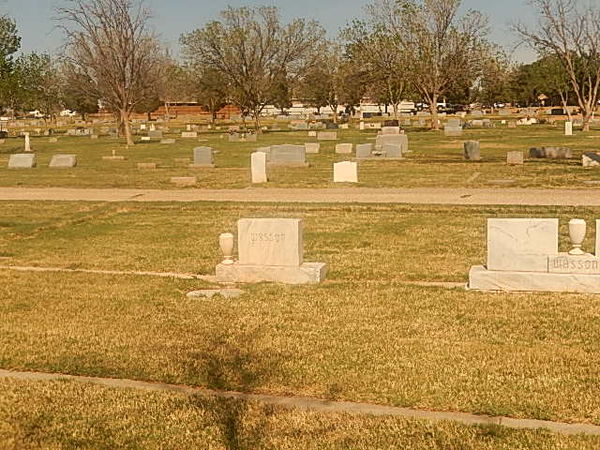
[0, 0, 599, 144]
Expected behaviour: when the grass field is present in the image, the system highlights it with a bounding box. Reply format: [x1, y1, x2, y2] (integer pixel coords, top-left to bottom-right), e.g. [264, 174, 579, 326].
[4, 380, 599, 450]
[1, 201, 600, 448]
[1, 123, 600, 189]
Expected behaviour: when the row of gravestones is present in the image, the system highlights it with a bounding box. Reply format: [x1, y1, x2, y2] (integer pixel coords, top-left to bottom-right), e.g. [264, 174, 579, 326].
[463, 141, 574, 164]
[7, 154, 77, 169]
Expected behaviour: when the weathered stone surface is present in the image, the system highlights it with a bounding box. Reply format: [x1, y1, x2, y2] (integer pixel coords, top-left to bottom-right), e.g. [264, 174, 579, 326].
[304, 143, 320, 154]
[317, 131, 337, 141]
[507, 151, 524, 165]
[356, 144, 373, 159]
[548, 254, 600, 274]
[170, 176, 197, 187]
[487, 218, 558, 272]
[268, 145, 307, 166]
[376, 134, 408, 153]
[382, 144, 402, 159]
[583, 152, 600, 167]
[161, 139, 176, 144]
[192, 147, 214, 167]
[181, 131, 198, 138]
[463, 141, 481, 161]
[49, 154, 77, 168]
[529, 147, 572, 159]
[565, 121, 573, 136]
[237, 218, 303, 266]
[148, 130, 162, 139]
[381, 126, 401, 135]
[8, 153, 36, 169]
[444, 125, 463, 137]
[216, 262, 327, 284]
[469, 265, 600, 293]
[335, 143, 353, 154]
[333, 161, 358, 183]
[251, 152, 267, 183]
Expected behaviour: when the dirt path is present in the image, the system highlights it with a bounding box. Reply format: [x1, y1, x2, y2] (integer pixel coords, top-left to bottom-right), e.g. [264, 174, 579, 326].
[1, 368, 598, 436]
[0, 186, 600, 205]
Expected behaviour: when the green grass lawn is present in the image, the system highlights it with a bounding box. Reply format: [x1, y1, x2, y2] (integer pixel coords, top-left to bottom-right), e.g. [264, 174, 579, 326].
[1, 201, 600, 442]
[3, 380, 598, 450]
[1, 123, 600, 189]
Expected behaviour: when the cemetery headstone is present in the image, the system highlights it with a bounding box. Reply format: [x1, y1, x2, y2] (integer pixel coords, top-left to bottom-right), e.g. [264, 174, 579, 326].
[8, 153, 36, 169]
[49, 154, 77, 168]
[507, 151, 524, 166]
[191, 147, 215, 168]
[583, 152, 600, 167]
[182, 131, 198, 138]
[383, 144, 402, 159]
[356, 143, 373, 159]
[317, 131, 337, 141]
[268, 145, 307, 167]
[381, 126, 400, 135]
[215, 218, 327, 284]
[335, 143, 353, 154]
[24, 132, 31, 152]
[444, 125, 463, 137]
[161, 139, 176, 145]
[464, 141, 481, 161]
[529, 147, 572, 159]
[305, 143, 320, 154]
[251, 152, 268, 183]
[565, 121, 573, 136]
[333, 161, 358, 183]
[148, 130, 162, 139]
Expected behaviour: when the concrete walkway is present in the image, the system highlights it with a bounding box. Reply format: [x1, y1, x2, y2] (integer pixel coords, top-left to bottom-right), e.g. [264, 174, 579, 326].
[0, 186, 600, 205]
[1, 368, 598, 436]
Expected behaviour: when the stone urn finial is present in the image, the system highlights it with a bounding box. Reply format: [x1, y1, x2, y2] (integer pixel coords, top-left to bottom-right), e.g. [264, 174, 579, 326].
[568, 219, 587, 256]
[219, 233, 235, 265]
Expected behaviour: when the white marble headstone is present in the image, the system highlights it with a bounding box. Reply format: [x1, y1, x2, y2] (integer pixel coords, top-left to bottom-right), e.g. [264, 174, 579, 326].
[237, 218, 303, 266]
[487, 218, 559, 272]
[251, 152, 267, 183]
[333, 161, 358, 183]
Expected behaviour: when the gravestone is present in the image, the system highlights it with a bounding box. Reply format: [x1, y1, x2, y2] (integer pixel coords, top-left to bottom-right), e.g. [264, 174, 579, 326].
[8, 153, 36, 169]
[469, 217, 600, 293]
[565, 121, 573, 136]
[308, 131, 317, 137]
[447, 118, 461, 127]
[333, 161, 358, 183]
[383, 144, 402, 159]
[182, 131, 198, 138]
[305, 143, 320, 154]
[507, 151, 524, 166]
[191, 147, 215, 168]
[464, 141, 481, 161]
[24, 132, 31, 152]
[529, 147, 572, 159]
[161, 139, 176, 145]
[317, 131, 337, 141]
[335, 143, 353, 154]
[583, 152, 600, 167]
[356, 143, 373, 159]
[381, 126, 400, 135]
[48, 137, 58, 143]
[215, 218, 327, 284]
[444, 125, 463, 137]
[268, 145, 307, 167]
[148, 130, 163, 139]
[49, 154, 77, 168]
[251, 152, 268, 183]
[376, 134, 409, 153]
[141, 136, 151, 142]
[229, 132, 240, 142]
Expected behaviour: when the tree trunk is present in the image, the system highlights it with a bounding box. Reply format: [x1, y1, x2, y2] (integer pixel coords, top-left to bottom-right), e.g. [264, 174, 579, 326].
[583, 113, 591, 132]
[253, 108, 261, 131]
[392, 103, 399, 120]
[430, 94, 439, 130]
[121, 109, 134, 145]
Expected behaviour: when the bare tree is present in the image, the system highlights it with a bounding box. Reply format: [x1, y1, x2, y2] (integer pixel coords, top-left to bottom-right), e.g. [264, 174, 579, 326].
[515, 0, 600, 131]
[181, 6, 325, 130]
[57, 0, 163, 145]
[369, 0, 489, 129]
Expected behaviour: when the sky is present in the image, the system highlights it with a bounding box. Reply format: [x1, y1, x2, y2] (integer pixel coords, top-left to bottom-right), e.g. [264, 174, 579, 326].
[2, 0, 537, 63]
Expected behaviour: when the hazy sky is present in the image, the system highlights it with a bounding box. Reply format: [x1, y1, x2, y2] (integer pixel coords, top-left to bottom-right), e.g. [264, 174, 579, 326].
[2, 0, 537, 62]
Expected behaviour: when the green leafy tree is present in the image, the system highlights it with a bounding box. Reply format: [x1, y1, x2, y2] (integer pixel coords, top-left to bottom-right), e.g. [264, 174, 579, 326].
[0, 16, 21, 114]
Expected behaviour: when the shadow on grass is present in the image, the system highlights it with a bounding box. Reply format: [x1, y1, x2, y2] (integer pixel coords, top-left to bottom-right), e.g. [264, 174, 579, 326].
[187, 326, 283, 450]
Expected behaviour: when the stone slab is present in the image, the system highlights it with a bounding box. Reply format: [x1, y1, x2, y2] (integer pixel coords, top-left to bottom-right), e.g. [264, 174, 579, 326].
[548, 254, 600, 274]
[317, 131, 337, 141]
[335, 143, 353, 154]
[464, 141, 480, 161]
[237, 218, 303, 266]
[102, 156, 126, 161]
[469, 265, 600, 293]
[529, 147, 572, 159]
[8, 154, 36, 169]
[333, 161, 358, 183]
[356, 144, 373, 159]
[181, 131, 198, 138]
[251, 152, 267, 183]
[137, 163, 157, 169]
[507, 151, 524, 165]
[304, 143, 320, 154]
[487, 218, 558, 272]
[49, 154, 77, 168]
[161, 139, 176, 144]
[583, 152, 600, 167]
[216, 262, 327, 285]
[193, 147, 214, 167]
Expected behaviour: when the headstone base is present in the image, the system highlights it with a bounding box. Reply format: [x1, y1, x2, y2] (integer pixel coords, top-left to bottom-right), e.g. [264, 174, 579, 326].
[189, 164, 216, 169]
[216, 262, 327, 285]
[468, 265, 600, 293]
[267, 162, 310, 168]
